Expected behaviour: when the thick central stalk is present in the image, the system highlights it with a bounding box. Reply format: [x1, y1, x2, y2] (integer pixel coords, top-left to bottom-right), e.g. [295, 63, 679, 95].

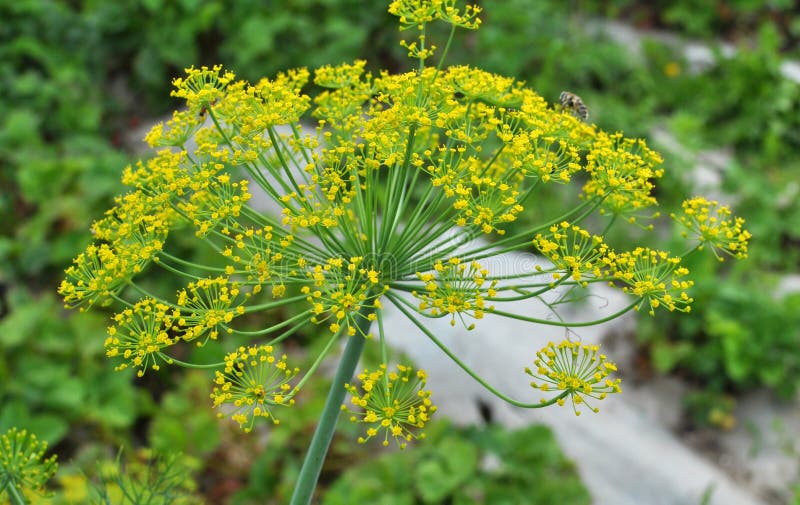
[7, 483, 26, 505]
[288, 306, 374, 505]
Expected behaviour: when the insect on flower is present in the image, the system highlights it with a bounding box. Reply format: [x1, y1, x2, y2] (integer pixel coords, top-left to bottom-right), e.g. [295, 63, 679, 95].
[559, 91, 589, 121]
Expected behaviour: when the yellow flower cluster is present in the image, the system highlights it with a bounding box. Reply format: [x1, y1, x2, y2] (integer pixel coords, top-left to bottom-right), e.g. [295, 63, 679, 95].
[672, 196, 751, 260]
[175, 276, 249, 343]
[120, 149, 188, 196]
[448, 167, 525, 234]
[610, 247, 694, 316]
[170, 64, 235, 112]
[212, 68, 311, 154]
[343, 364, 436, 448]
[582, 132, 664, 224]
[222, 224, 294, 288]
[525, 340, 621, 415]
[446, 65, 520, 107]
[144, 108, 204, 148]
[60, 243, 145, 310]
[302, 257, 384, 336]
[389, 0, 481, 30]
[533, 222, 609, 286]
[411, 258, 496, 328]
[211, 345, 299, 433]
[60, 180, 174, 310]
[507, 130, 582, 184]
[105, 298, 176, 376]
[178, 174, 252, 237]
[313, 61, 373, 134]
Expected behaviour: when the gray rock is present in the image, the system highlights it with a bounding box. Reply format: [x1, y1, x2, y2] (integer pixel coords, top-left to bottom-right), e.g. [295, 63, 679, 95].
[381, 245, 766, 505]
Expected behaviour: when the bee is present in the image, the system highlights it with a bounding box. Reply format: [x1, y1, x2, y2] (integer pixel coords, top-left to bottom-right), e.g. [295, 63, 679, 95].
[559, 91, 589, 121]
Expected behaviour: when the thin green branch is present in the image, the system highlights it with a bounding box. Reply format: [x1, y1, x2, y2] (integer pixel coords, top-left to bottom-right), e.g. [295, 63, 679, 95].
[223, 310, 312, 336]
[387, 292, 569, 409]
[487, 299, 640, 327]
[292, 325, 346, 394]
[158, 353, 225, 369]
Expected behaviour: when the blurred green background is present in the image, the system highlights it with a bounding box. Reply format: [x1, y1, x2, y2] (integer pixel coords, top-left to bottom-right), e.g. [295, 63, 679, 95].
[2, 0, 800, 502]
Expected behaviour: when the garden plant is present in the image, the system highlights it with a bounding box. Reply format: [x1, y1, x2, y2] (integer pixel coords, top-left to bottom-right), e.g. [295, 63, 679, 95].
[2, 0, 752, 503]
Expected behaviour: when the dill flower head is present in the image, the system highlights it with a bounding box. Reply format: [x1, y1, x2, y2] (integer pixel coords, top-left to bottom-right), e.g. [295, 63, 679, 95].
[582, 132, 664, 225]
[610, 247, 694, 316]
[170, 64, 235, 112]
[105, 298, 177, 377]
[175, 276, 249, 343]
[59, 244, 141, 310]
[672, 196, 751, 260]
[343, 364, 437, 449]
[389, 0, 482, 31]
[59, 186, 173, 311]
[525, 340, 621, 415]
[302, 257, 384, 336]
[211, 345, 300, 432]
[411, 258, 497, 329]
[0, 428, 58, 499]
[59, 0, 750, 441]
[533, 222, 609, 286]
[144, 108, 205, 148]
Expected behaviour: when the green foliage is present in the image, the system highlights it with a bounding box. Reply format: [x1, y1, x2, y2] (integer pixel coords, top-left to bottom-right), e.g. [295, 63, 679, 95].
[722, 161, 800, 271]
[322, 421, 590, 505]
[215, 0, 394, 86]
[0, 289, 140, 444]
[639, 263, 800, 398]
[0, 0, 126, 281]
[44, 0, 395, 112]
[583, 0, 800, 49]
[147, 371, 221, 457]
[686, 26, 800, 164]
[89, 451, 202, 505]
[0, 0, 137, 449]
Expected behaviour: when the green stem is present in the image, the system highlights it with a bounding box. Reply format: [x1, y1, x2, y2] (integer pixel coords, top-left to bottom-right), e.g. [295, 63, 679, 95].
[679, 243, 703, 258]
[292, 325, 345, 395]
[488, 299, 640, 327]
[158, 251, 228, 272]
[224, 310, 311, 336]
[7, 482, 26, 505]
[158, 354, 224, 369]
[289, 305, 374, 505]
